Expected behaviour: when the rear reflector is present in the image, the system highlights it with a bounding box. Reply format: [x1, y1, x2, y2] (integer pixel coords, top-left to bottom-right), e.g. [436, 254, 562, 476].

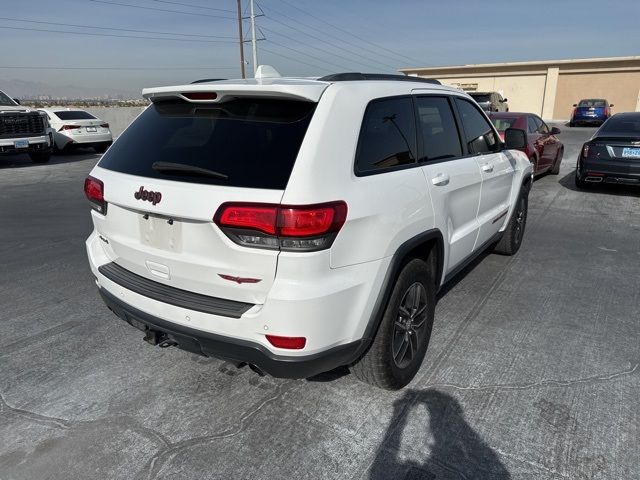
[84, 176, 106, 214]
[266, 335, 306, 350]
[182, 92, 218, 101]
[214, 201, 347, 252]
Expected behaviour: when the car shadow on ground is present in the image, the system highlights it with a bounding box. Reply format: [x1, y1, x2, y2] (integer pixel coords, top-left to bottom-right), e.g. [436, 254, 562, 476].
[367, 389, 511, 479]
[559, 171, 640, 197]
[0, 149, 100, 169]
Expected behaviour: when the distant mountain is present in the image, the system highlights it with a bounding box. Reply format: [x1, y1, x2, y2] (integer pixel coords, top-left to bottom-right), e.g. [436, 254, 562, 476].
[0, 77, 138, 99]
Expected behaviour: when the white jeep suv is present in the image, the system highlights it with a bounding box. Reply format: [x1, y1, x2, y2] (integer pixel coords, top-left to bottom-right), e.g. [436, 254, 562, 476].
[85, 69, 533, 389]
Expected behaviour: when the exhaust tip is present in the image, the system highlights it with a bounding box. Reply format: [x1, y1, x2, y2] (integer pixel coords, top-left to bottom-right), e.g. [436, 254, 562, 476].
[585, 176, 603, 183]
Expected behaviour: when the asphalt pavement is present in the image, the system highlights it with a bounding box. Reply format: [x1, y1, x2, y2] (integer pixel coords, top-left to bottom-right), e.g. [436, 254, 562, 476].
[1, 125, 639, 479]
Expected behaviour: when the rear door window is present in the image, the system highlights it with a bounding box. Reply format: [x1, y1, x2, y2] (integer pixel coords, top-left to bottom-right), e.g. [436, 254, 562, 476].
[98, 98, 316, 190]
[415, 96, 462, 162]
[455, 98, 499, 154]
[355, 96, 417, 174]
[527, 116, 538, 133]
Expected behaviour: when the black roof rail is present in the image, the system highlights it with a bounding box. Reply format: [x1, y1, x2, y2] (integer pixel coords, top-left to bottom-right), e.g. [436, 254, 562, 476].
[190, 78, 227, 84]
[317, 73, 441, 85]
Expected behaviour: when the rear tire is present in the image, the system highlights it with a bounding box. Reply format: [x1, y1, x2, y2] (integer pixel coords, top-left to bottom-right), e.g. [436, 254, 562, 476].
[29, 152, 51, 164]
[550, 148, 563, 175]
[569, 121, 575, 127]
[94, 142, 111, 154]
[351, 258, 436, 390]
[494, 191, 528, 256]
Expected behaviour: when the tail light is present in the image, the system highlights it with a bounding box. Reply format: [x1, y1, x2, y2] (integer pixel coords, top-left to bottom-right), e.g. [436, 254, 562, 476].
[84, 176, 106, 214]
[183, 92, 218, 101]
[266, 335, 306, 350]
[582, 143, 590, 158]
[60, 125, 81, 131]
[100, 123, 110, 128]
[604, 106, 610, 117]
[214, 201, 347, 252]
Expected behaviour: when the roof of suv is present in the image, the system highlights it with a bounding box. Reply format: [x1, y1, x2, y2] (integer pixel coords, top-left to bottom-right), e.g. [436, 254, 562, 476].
[142, 69, 460, 104]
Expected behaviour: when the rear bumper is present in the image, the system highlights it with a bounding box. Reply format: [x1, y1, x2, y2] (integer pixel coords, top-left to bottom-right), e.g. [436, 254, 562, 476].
[56, 132, 112, 148]
[98, 284, 362, 379]
[577, 157, 640, 185]
[572, 116, 606, 125]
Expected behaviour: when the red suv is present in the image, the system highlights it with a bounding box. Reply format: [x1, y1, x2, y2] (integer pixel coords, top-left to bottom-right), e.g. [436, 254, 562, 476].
[489, 112, 564, 175]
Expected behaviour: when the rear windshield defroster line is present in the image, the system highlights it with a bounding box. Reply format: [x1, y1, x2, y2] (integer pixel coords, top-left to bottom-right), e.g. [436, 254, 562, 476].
[98, 98, 317, 190]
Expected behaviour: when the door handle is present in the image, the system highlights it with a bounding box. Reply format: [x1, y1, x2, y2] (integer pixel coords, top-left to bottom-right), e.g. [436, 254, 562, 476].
[481, 163, 494, 173]
[431, 173, 450, 186]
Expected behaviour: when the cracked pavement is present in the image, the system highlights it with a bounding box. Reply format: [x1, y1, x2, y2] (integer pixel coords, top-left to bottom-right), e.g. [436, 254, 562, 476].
[1, 125, 639, 479]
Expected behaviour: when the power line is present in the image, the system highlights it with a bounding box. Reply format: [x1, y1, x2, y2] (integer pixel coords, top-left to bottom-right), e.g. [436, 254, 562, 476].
[260, 47, 330, 73]
[261, 26, 389, 72]
[0, 16, 236, 39]
[256, 2, 397, 71]
[274, 0, 424, 65]
[86, 0, 236, 20]
[149, 0, 234, 13]
[0, 25, 236, 43]
[0, 66, 238, 70]
[265, 39, 351, 72]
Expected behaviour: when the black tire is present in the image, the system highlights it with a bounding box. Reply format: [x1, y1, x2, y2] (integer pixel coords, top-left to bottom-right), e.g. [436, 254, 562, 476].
[550, 148, 563, 175]
[569, 121, 575, 127]
[530, 156, 538, 175]
[351, 258, 436, 390]
[94, 143, 111, 154]
[29, 152, 51, 164]
[494, 192, 528, 256]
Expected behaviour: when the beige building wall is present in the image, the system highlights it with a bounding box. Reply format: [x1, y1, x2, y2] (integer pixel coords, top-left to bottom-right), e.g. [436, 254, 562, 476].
[554, 71, 640, 120]
[401, 56, 640, 120]
[438, 74, 547, 116]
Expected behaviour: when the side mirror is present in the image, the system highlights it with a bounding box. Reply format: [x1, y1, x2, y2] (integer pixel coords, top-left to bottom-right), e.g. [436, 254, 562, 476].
[572, 104, 577, 107]
[504, 128, 527, 149]
[609, 104, 614, 108]
[501, 98, 508, 102]
[13, 98, 21, 105]
[550, 126, 561, 135]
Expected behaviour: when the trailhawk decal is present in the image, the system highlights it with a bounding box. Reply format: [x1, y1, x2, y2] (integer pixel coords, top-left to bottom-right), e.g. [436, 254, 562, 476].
[134, 186, 162, 205]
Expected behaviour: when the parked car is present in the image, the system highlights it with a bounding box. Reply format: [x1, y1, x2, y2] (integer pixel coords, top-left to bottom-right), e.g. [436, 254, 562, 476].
[42, 108, 113, 153]
[489, 112, 564, 175]
[84, 68, 533, 389]
[570, 99, 613, 127]
[0, 89, 52, 163]
[469, 91, 509, 112]
[575, 112, 640, 188]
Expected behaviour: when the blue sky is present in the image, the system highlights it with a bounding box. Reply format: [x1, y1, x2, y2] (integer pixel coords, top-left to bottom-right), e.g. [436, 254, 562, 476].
[1, 0, 638, 95]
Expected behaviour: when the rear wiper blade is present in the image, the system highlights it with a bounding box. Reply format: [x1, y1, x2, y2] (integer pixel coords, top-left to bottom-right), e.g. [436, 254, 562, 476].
[152, 161, 228, 180]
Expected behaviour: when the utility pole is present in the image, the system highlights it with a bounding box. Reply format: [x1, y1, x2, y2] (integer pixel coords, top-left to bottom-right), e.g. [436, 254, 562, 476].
[250, 0, 258, 76]
[236, 0, 245, 78]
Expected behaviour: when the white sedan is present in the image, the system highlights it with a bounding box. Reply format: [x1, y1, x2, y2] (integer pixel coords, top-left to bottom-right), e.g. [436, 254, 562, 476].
[41, 108, 113, 153]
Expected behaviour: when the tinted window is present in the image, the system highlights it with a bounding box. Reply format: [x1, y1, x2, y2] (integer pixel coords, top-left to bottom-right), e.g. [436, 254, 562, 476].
[355, 97, 417, 173]
[0, 90, 16, 106]
[534, 117, 549, 134]
[527, 116, 538, 133]
[600, 115, 640, 134]
[415, 96, 462, 161]
[578, 99, 607, 107]
[470, 94, 490, 103]
[99, 98, 316, 189]
[455, 98, 499, 154]
[490, 117, 517, 131]
[55, 110, 96, 120]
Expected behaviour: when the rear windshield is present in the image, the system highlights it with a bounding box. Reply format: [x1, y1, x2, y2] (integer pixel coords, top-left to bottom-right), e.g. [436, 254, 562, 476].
[470, 94, 490, 103]
[98, 98, 316, 189]
[600, 116, 640, 134]
[490, 117, 517, 131]
[55, 110, 96, 120]
[578, 99, 607, 107]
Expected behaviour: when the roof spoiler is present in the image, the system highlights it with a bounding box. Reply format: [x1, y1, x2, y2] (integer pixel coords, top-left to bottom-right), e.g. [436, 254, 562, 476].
[318, 73, 441, 85]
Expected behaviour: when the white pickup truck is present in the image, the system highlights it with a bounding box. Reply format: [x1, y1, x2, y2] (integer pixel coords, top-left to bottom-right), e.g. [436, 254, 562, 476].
[0, 90, 52, 163]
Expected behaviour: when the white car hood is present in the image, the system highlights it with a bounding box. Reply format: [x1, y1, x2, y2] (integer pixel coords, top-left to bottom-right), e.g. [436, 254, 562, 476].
[0, 104, 34, 113]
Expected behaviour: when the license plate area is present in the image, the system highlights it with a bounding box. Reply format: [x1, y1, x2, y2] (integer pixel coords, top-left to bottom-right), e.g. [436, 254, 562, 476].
[139, 214, 183, 252]
[622, 147, 640, 158]
[14, 139, 29, 148]
[86, 126, 97, 132]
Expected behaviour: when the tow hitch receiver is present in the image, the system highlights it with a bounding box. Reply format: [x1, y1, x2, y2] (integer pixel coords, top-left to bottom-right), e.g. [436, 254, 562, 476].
[143, 328, 177, 348]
